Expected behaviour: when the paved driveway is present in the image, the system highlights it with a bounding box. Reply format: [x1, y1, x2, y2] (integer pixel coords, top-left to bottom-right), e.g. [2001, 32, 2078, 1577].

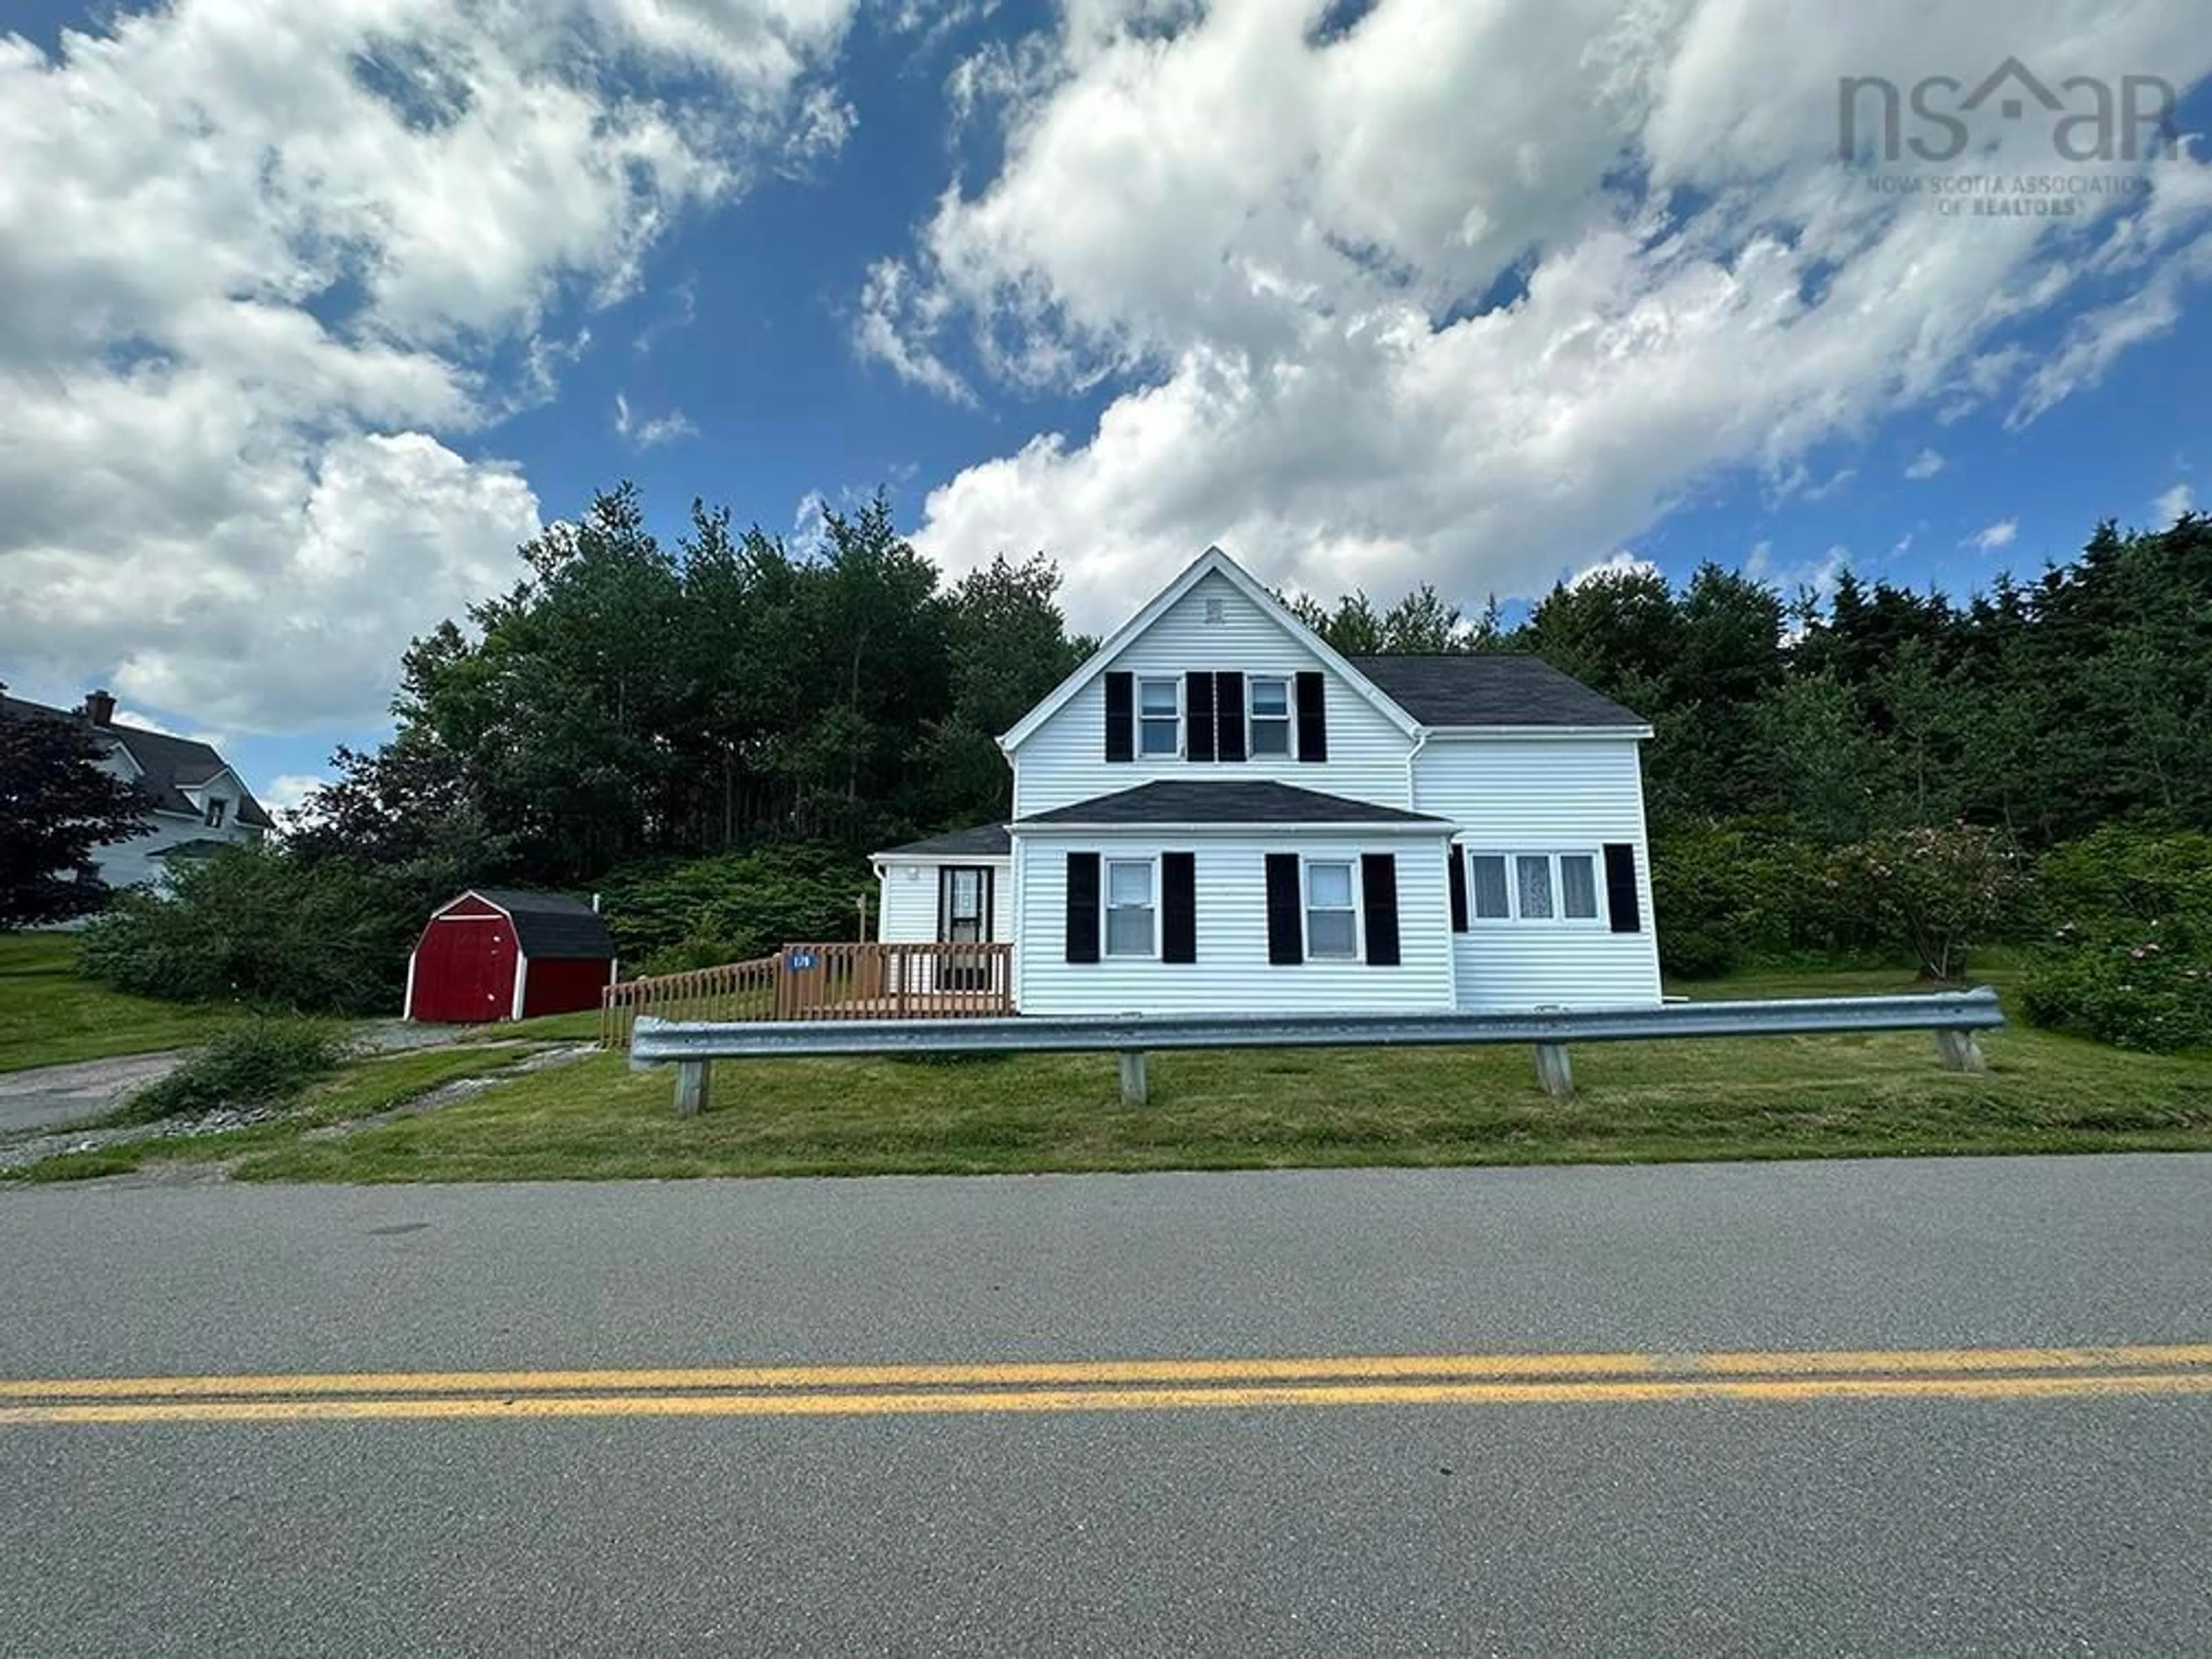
[0, 1050, 188, 1134]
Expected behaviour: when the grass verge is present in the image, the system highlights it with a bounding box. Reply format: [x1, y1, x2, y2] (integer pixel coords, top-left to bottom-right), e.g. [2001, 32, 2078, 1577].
[11, 1046, 537, 1183]
[0, 934, 236, 1073]
[165, 969, 2211, 1184]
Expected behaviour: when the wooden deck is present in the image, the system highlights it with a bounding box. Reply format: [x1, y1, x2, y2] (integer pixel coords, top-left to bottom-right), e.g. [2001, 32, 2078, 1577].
[602, 942, 1014, 1046]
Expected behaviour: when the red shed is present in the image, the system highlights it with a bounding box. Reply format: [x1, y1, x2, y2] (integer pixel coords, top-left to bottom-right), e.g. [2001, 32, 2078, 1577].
[404, 889, 618, 1023]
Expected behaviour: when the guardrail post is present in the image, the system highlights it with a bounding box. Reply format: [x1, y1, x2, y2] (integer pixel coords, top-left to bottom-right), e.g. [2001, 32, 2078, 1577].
[1118, 1051, 1149, 1106]
[1534, 1043, 1574, 1099]
[674, 1059, 713, 1118]
[1934, 1029, 1986, 1074]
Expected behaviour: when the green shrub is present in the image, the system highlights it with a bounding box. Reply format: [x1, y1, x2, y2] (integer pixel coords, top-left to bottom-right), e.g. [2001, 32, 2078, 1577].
[2022, 826, 2212, 1052]
[632, 937, 755, 977]
[115, 1019, 347, 1124]
[79, 846, 418, 1016]
[1650, 820, 1858, 976]
[1827, 823, 2024, 983]
[596, 844, 870, 963]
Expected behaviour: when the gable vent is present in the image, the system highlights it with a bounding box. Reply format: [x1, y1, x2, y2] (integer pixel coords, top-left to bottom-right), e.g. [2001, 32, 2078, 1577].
[1203, 596, 1226, 623]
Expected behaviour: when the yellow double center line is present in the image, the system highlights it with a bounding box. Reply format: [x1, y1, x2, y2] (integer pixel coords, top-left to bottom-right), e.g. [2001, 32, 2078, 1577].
[5, 1345, 2212, 1425]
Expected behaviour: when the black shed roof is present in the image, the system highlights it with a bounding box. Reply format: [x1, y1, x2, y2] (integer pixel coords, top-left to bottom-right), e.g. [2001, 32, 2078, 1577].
[1014, 780, 1448, 828]
[1349, 656, 1646, 729]
[463, 889, 616, 959]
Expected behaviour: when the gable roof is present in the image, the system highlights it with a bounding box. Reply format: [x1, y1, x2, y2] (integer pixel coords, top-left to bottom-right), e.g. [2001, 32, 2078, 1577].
[0, 695, 275, 828]
[1347, 656, 1649, 730]
[1013, 779, 1448, 828]
[460, 889, 616, 959]
[875, 823, 1012, 859]
[998, 546, 1421, 751]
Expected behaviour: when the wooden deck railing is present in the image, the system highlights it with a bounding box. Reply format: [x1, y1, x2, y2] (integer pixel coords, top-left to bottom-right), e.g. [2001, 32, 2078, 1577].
[600, 942, 1015, 1047]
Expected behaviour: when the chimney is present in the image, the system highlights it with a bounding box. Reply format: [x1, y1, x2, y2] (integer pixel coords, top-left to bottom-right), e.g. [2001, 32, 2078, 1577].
[82, 689, 116, 728]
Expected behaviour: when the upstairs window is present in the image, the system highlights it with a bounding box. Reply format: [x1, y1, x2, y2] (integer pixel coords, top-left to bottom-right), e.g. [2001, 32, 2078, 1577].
[204, 800, 227, 829]
[1248, 676, 1292, 757]
[1469, 851, 1603, 925]
[1304, 859, 1358, 959]
[1138, 677, 1181, 757]
[1105, 859, 1156, 956]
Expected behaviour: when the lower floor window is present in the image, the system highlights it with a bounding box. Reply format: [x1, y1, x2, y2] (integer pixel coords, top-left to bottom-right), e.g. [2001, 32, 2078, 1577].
[1305, 859, 1358, 958]
[1105, 859, 1155, 956]
[1471, 850, 1601, 924]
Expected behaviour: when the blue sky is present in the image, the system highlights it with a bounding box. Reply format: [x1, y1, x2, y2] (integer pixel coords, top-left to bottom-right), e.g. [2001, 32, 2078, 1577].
[1, 1, 2206, 813]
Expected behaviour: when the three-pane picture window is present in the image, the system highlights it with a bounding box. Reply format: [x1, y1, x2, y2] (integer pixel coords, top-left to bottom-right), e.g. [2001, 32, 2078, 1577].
[1469, 851, 1602, 925]
[1248, 675, 1292, 757]
[1304, 859, 1358, 959]
[1105, 859, 1156, 956]
[1138, 678, 1180, 756]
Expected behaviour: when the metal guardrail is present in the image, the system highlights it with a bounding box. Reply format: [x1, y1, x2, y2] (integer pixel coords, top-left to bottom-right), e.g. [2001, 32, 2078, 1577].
[630, 988, 2006, 1116]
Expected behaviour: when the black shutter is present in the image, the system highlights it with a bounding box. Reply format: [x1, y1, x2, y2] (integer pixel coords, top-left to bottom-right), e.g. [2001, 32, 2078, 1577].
[1447, 844, 1468, 933]
[1104, 673, 1133, 763]
[1361, 853, 1401, 966]
[1185, 672, 1216, 762]
[1215, 671, 1246, 762]
[1294, 671, 1327, 762]
[1162, 851, 1196, 963]
[1603, 843, 1642, 934]
[1066, 853, 1100, 962]
[1264, 853, 1303, 965]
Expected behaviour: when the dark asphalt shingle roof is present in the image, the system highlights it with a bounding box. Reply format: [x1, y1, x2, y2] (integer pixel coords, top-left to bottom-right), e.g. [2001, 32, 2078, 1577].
[1014, 780, 1448, 827]
[1, 695, 275, 828]
[875, 823, 1012, 859]
[1347, 655, 1647, 729]
[466, 889, 616, 959]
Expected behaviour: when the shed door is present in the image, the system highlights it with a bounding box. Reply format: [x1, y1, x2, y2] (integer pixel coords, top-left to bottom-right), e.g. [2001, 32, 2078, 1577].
[411, 918, 518, 1022]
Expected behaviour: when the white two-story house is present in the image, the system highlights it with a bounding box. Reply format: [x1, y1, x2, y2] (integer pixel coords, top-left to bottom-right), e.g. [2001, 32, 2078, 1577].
[870, 547, 1660, 1016]
[1, 690, 272, 899]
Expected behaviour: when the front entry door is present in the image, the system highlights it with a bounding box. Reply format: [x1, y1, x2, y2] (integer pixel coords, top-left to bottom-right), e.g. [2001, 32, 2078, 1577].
[938, 866, 992, 991]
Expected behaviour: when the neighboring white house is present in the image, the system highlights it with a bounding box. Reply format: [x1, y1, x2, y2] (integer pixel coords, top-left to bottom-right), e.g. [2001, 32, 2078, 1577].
[871, 547, 1661, 1016]
[1, 690, 272, 899]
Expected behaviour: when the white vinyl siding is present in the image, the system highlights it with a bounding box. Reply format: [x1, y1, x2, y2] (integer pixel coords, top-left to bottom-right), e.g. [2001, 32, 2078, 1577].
[1415, 736, 1662, 1011]
[1010, 571, 1414, 816]
[1012, 832, 1452, 1016]
[874, 859, 1014, 946]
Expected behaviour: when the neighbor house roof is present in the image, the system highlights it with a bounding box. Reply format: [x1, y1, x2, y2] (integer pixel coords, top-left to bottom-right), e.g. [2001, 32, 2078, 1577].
[462, 889, 616, 959]
[875, 824, 1012, 859]
[0, 695, 276, 828]
[1348, 656, 1649, 730]
[1014, 780, 1449, 828]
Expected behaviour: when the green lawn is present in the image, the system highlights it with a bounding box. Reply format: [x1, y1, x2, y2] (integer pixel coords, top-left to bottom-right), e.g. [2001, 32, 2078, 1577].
[0, 933, 237, 1073]
[58, 967, 2196, 1185]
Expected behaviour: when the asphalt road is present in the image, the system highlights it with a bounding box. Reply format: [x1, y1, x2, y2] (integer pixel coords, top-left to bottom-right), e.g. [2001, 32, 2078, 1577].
[3, 1155, 2210, 1656]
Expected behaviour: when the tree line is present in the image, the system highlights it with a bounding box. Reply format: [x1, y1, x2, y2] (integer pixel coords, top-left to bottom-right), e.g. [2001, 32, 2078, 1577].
[292, 487, 2210, 886]
[38, 484, 2205, 1046]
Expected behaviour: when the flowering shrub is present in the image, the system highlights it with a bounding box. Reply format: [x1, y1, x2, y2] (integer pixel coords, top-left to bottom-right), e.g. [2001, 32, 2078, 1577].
[2021, 827, 2212, 1052]
[1827, 824, 2025, 982]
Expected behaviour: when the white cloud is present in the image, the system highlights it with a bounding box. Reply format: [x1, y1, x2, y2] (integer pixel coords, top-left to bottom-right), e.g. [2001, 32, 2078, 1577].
[0, 0, 857, 732]
[1569, 551, 1660, 589]
[2154, 482, 2196, 522]
[1904, 449, 1945, 481]
[866, 1, 2212, 631]
[1968, 518, 2019, 552]
[613, 392, 699, 448]
[259, 773, 331, 816]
